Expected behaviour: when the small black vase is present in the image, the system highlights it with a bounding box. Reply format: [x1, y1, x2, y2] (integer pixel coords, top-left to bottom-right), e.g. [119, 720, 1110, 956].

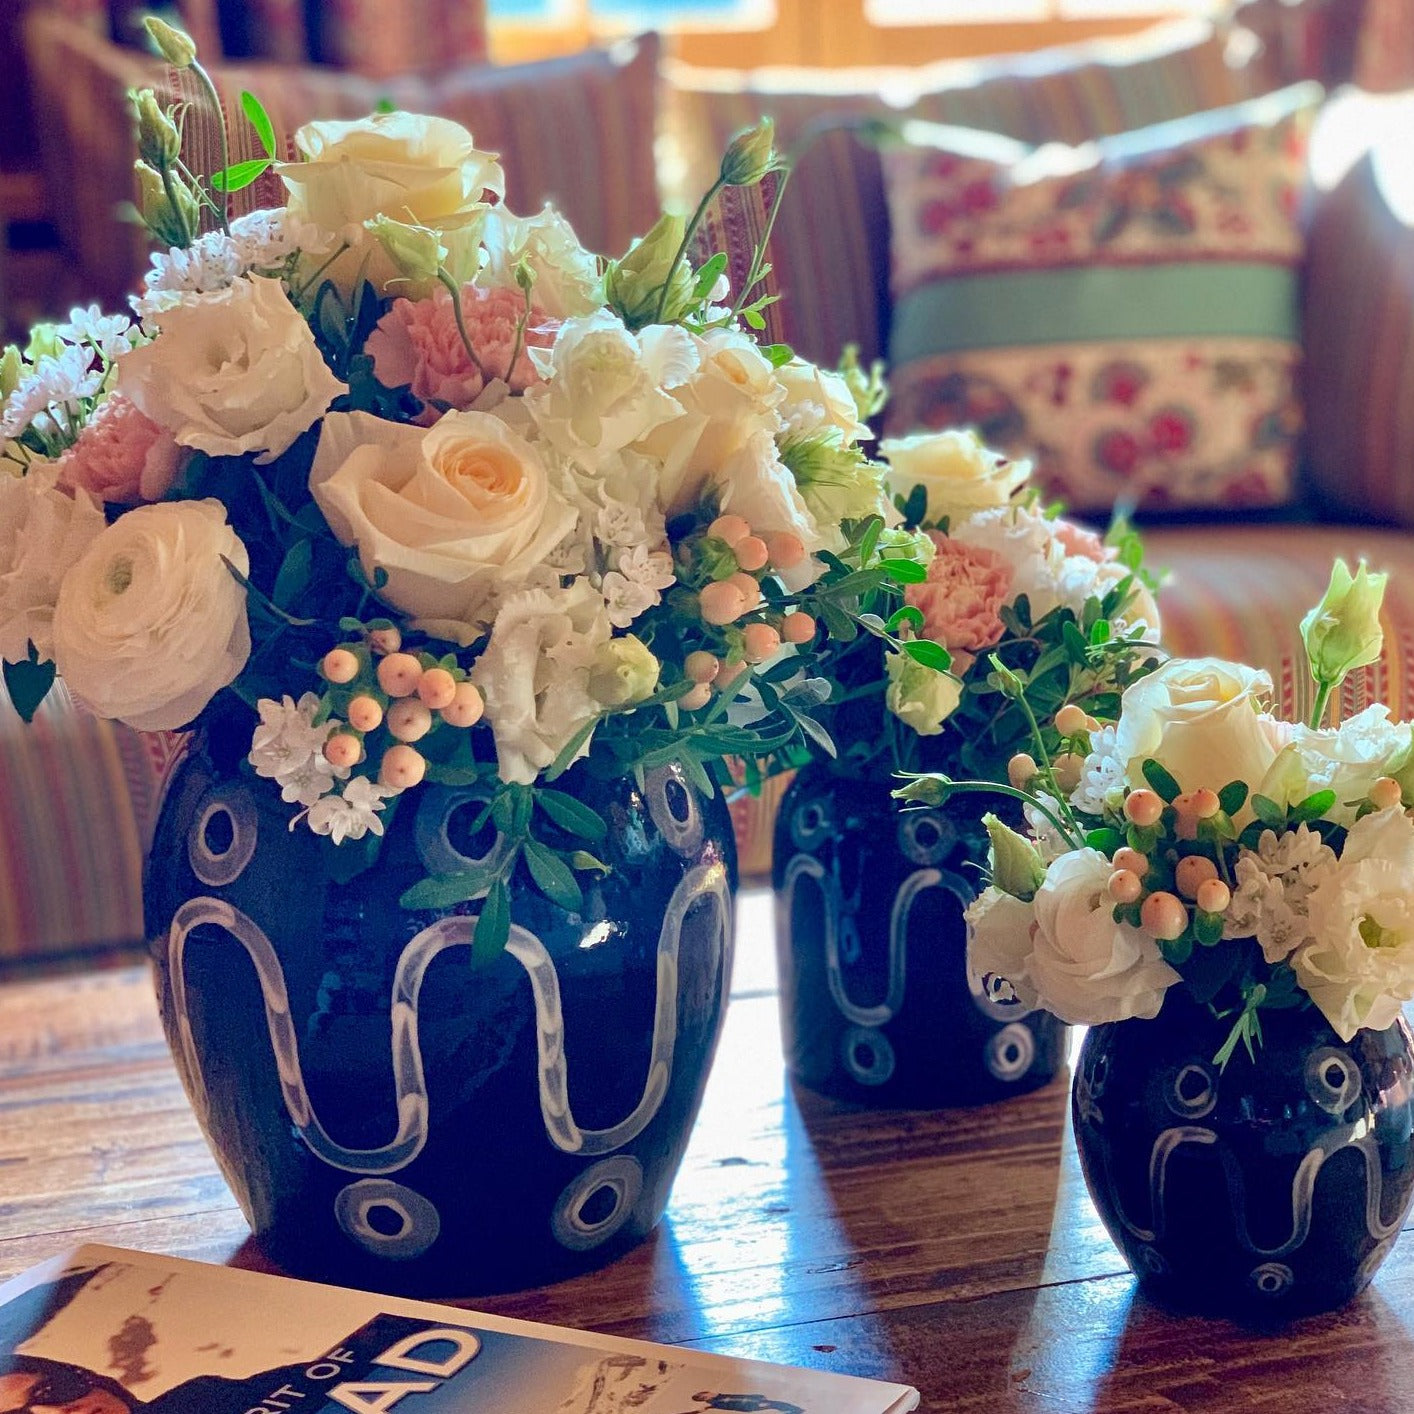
[1074, 994, 1414, 1318]
[145, 727, 737, 1295]
[771, 762, 1067, 1106]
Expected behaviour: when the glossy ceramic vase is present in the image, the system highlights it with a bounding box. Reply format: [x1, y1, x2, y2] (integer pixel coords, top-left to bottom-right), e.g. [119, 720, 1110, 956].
[1074, 995, 1414, 1318]
[771, 763, 1067, 1106]
[144, 724, 737, 1295]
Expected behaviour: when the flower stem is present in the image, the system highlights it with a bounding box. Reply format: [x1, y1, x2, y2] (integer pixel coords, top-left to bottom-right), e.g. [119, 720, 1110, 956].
[1309, 679, 1335, 730]
[437, 269, 486, 377]
[728, 163, 793, 323]
[653, 178, 722, 327]
[191, 60, 232, 235]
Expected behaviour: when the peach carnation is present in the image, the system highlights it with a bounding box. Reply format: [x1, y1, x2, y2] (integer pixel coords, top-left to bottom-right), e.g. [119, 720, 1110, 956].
[906, 530, 1013, 669]
[56, 394, 182, 504]
[367, 284, 556, 423]
[1053, 519, 1113, 563]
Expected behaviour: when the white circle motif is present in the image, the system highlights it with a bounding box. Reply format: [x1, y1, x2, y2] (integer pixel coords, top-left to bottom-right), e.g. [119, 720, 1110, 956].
[187, 791, 258, 887]
[334, 1179, 441, 1260]
[841, 1025, 895, 1085]
[551, 1155, 644, 1251]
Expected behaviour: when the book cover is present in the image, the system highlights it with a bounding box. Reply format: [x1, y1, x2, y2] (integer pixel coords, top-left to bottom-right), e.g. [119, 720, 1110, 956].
[0, 1246, 918, 1414]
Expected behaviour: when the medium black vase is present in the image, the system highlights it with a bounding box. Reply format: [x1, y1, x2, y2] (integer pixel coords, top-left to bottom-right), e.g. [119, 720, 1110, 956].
[1074, 994, 1414, 1318]
[771, 762, 1066, 1106]
[145, 729, 737, 1295]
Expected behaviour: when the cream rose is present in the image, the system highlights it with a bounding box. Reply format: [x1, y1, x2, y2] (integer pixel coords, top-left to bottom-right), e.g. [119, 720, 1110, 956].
[311, 409, 576, 643]
[1029, 849, 1180, 1024]
[1113, 658, 1278, 803]
[51, 499, 250, 730]
[879, 429, 1030, 523]
[471, 580, 611, 784]
[279, 112, 504, 293]
[479, 204, 602, 319]
[1296, 807, 1414, 1039]
[117, 276, 344, 463]
[0, 461, 105, 664]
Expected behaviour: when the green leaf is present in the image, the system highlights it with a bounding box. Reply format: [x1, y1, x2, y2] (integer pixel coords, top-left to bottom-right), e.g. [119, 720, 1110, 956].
[400, 862, 500, 909]
[545, 716, 600, 780]
[1218, 781, 1250, 817]
[762, 342, 794, 368]
[272, 538, 313, 610]
[1251, 793, 1286, 830]
[1292, 789, 1337, 823]
[900, 482, 928, 528]
[1141, 758, 1182, 803]
[569, 850, 611, 876]
[524, 840, 584, 913]
[210, 157, 273, 193]
[742, 307, 766, 330]
[535, 788, 608, 843]
[472, 880, 511, 967]
[2, 650, 56, 723]
[1086, 827, 1124, 855]
[1062, 620, 1091, 665]
[240, 89, 277, 158]
[886, 605, 925, 635]
[880, 557, 928, 584]
[1161, 933, 1194, 967]
[796, 711, 837, 759]
[903, 638, 953, 674]
[693, 251, 729, 299]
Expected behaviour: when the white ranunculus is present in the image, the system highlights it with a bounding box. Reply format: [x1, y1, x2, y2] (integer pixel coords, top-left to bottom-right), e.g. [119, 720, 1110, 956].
[643, 326, 786, 517]
[1112, 658, 1278, 803]
[775, 358, 872, 444]
[879, 428, 1029, 523]
[965, 886, 1041, 1012]
[311, 410, 576, 644]
[279, 111, 504, 293]
[479, 204, 602, 319]
[1296, 806, 1414, 1040]
[50, 499, 250, 730]
[471, 579, 611, 784]
[1260, 705, 1412, 826]
[0, 461, 105, 663]
[1029, 849, 1180, 1024]
[117, 276, 344, 463]
[526, 311, 696, 469]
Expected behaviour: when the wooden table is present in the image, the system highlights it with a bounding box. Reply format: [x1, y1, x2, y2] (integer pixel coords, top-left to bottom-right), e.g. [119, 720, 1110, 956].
[4, 888, 1414, 1412]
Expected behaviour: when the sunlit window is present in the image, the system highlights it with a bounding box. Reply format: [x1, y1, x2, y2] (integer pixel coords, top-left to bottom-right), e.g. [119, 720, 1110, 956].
[865, 0, 1219, 19]
[488, 0, 774, 26]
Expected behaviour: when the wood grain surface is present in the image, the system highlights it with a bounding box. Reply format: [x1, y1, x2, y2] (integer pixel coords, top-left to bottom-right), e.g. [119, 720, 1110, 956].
[2, 888, 1413, 1412]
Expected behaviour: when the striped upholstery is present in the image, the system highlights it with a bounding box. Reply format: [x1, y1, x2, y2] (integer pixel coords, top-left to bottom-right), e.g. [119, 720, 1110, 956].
[662, 20, 1255, 366]
[1303, 126, 1414, 527]
[23, 14, 663, 308]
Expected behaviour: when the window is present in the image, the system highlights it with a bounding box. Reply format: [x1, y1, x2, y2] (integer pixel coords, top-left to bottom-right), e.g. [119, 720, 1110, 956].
[487, 0, 773, 27]
[865, 0, 1220, 20]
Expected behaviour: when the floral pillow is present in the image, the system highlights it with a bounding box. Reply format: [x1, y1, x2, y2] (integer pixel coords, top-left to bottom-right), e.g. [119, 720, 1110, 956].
[882, 84, 1322, 515]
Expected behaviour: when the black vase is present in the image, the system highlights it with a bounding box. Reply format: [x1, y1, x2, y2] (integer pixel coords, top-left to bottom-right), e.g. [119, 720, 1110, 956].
[771, 762, 1067, 1106]
[144, 730, 737, 1295]
[1074, 994, 1414, 1318]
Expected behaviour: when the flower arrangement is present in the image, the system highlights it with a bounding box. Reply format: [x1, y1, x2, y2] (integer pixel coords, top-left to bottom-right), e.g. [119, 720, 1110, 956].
[797, 423, 1163, 785]
[0, 25, 944, 953]
[902, 557, 1414, 1060]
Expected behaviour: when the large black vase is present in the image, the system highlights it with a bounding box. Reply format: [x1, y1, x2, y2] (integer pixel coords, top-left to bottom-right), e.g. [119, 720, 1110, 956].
[1074, 995, 1414, 1318]
[145, 731, 737, 1295]
[771, 763, 1066, 1106]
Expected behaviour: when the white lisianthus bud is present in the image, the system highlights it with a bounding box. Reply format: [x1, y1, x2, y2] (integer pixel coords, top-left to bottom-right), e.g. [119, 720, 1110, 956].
[1301, 557, 1387, 691]
[983, 812, 1047, 901]
[885, 648, 962, 736]
[719, 118, 778, 187]
[144, 15, 197, 67]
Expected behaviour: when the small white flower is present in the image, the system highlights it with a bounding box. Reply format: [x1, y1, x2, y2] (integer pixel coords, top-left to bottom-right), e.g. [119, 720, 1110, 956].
[600, 571, 658, 628]
[132, 232, 245, 320]
[1024, 793, 1070, 862]
[2, 348, 105, 440]
[229, 207, 328, 268]
[1224, 824, 1338, 962]
[249, 692, 348, 807]
[57, 306, 137, 361]
[301, 774, 398, 844]
[1071, 724, 1124, 817]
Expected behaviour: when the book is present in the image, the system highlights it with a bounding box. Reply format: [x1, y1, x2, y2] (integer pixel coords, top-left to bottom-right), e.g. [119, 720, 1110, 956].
[0, 1245, 919, 1414]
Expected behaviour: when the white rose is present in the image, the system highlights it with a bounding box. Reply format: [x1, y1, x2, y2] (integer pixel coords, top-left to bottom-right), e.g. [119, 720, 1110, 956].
[51, 500, 250, 731]
[1296, 806, 1414, 1039]
[279, 112, 504, 293]
[471, 579, 611, 785]
[775, 357, 872, 443]
[526, 311, 696, 470]
[311, 409, 576, 644]
[965, 886, 1041, 1012]
[479, 204, 603, 319]
[117, 276, 345, 464]
[0, 461, 105, 663]
[1113, 658, 1279, 804]
[879, 429, 1029, 523]
[1259, 705, 1411, 826]
[642, 326, 785, 517]
[1028, 849, 1180, 1024]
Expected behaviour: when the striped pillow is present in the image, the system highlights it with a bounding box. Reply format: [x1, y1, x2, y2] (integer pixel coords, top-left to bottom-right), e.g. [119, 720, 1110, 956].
[662, 19, 1254, 367]
[883, 84, 1321, 515]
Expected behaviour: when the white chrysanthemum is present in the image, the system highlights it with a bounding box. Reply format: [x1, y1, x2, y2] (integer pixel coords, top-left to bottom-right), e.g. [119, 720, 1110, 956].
[1224, 824, 1338, 962]
[249, 692, 348, 807]
[2, 348, 105, 441]
[1071, 724, 1124, 818]
[229, 208, 328, 267]
[132, 232, 245, 320]
[56, 305, 137, 361]
[301, 774, 398, 844]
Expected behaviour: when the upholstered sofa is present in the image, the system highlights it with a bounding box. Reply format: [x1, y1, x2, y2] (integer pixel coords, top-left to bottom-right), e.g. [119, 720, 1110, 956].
[5, 6, 1413, 962]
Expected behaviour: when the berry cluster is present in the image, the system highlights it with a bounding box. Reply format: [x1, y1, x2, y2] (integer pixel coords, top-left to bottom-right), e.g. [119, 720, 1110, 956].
[318, 625, 484, 790]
